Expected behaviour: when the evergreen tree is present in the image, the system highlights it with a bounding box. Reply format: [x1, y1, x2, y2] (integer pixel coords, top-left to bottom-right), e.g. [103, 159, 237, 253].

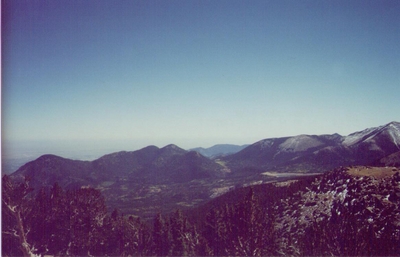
[204, 208, 222, 255]
[2, 175, 35, 257]
[169, 209, 201, 256]
[300, 219, 332, 256]
[65, 187, 108, 256]
[130, 216, 152, 256]
[28, 187, 51, 254]
[203, 188, 276, 256]
[2, 178, 158, 257]
[230, 188, 275, 256]
[28, 183, 71, 255]
[152, 213, 170, 256]
[101, 209, 151, 256]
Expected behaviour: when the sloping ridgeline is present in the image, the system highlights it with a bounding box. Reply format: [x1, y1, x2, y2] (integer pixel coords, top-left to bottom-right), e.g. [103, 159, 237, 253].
[222, 121, 400, 174]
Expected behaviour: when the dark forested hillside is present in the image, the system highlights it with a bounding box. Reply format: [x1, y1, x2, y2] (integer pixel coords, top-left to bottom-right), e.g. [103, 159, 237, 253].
[3, 165, 400, 256]
[9, 145, 233, 218]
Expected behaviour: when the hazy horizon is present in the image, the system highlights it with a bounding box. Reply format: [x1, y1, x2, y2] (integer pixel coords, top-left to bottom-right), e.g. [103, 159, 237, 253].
[2, 0, 400, 169]
[2, 120, 397, 161]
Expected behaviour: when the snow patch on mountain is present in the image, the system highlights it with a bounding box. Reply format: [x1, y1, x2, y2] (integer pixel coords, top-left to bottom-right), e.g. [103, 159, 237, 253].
[388, 122, 400, 148]
[342, 126, 382, 146]
[258, 139, 274, 149]
[279, 135, 323, 152]
[342, 122, 400, 148]
[368, 142, 382, 151]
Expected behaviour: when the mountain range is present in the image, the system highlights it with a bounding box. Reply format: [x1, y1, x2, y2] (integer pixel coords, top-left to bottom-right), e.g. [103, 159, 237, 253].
[8, 121, 400, 218]
[223, 121, 400, 174]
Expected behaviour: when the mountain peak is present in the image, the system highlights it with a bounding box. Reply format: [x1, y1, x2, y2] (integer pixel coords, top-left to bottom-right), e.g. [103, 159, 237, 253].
[161, 144, 183, 150]
[343, 121, 400, 148]
[385, 121, 400, 148]
[160, 144, 187, 154]
[388, 121, 400, 126]
[386, 121, 400, 132]
[36, 154, 65, 161]
[155, 144, 187, 161]
[379, 121, 400, 132]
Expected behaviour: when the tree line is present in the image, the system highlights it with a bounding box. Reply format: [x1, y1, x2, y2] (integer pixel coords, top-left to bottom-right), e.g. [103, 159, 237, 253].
[2, 174, 400, 256]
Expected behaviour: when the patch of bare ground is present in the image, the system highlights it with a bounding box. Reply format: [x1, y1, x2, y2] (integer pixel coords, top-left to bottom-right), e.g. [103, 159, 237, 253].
[274, 179, 298, 187]
[261, 171, 322, 177]
[347, 166, 399, 179]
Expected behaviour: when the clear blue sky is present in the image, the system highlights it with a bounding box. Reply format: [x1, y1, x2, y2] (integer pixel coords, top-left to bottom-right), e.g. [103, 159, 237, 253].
[2, 0, 400, 154]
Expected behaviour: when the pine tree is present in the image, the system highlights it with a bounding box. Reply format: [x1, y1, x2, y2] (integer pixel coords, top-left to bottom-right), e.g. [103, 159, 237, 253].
[203, 188, 276, 256]
[130, 216, 152, 256]
[28, 187, 51, 254]
[2, 175, 35, 257]
[65, 187, 108, 256]
[204, 208, 220, 255]
[169, 209, 201, 256]
[300, 218, 331, 256]
[153, 213, 170, 256]
[230, 187, 275, 256]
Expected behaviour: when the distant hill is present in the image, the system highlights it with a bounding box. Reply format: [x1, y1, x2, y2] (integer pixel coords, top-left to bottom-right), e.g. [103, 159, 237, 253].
[12, 144, 227, 187]
[10, 144, 231, 218]
[189, 144, 249, 158]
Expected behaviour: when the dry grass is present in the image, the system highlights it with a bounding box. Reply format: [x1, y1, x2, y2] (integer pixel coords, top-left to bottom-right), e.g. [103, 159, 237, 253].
[347, 166, 399, 179]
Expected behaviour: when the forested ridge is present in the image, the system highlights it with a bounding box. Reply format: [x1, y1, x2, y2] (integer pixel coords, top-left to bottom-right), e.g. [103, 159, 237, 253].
[3, 166, 400, 256]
